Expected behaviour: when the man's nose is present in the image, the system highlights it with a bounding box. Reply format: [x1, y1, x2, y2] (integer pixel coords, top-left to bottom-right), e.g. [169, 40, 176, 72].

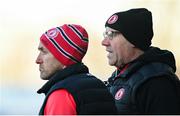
[101, 38, 110, 46]
[36, 54, 43, 64]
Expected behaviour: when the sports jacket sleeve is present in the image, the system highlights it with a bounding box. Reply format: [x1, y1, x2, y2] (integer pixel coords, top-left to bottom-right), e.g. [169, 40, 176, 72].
[44, 89, 77, 115]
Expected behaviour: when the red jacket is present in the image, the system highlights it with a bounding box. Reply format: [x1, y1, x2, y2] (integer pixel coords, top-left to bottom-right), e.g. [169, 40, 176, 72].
[44, 89, 77, 115]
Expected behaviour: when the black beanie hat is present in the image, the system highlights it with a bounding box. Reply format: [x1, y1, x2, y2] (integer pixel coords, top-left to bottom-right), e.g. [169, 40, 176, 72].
[105, 8, 153, 51]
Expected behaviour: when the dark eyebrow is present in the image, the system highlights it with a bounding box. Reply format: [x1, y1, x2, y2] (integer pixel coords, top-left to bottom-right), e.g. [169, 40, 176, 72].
[38, 46, 44, 51]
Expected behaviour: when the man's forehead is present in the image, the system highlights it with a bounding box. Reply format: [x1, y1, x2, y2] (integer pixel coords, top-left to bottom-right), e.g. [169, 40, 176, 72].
[105, 27, 118, 32]
[38, 42, 46, 50]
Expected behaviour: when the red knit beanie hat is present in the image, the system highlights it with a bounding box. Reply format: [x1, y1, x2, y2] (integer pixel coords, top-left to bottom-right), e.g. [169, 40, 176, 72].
[40, 24, 89, 66]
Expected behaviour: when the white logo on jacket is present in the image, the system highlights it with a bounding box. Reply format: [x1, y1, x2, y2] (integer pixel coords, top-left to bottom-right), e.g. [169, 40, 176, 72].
[115, 88, 125, 100]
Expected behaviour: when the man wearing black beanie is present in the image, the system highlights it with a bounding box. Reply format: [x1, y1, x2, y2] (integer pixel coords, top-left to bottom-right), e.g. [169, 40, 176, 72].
[102, 8, 180, 114]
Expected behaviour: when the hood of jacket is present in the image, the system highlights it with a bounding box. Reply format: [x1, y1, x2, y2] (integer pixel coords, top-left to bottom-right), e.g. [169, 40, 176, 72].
[135, 47, 176, 72]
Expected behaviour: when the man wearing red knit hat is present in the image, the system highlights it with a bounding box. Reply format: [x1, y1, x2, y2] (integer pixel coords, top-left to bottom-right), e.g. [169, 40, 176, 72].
[36, 24, 117, 115]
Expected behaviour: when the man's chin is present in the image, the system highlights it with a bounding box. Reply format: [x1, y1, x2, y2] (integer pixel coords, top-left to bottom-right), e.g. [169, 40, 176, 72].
[108, 61, 115, 66]
[40, 77, 48, 80]
[40, 74, 50, 80]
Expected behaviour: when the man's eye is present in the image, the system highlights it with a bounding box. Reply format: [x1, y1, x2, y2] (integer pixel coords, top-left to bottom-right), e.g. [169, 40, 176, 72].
[42, 50, 47, 54]
[107, 31, 113, 35]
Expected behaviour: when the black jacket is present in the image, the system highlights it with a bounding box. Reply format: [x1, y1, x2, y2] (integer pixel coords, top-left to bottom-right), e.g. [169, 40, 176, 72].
[107, 47, 180, 114]
[37, 63, 117, 115]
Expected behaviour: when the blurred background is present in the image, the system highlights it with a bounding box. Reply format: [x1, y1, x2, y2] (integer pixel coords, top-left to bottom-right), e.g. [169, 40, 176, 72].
[0, 0, 180, 114]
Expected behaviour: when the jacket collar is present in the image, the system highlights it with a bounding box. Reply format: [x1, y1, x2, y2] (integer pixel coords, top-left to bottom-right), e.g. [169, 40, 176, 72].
[108, 61, 144, 83]
[37, 63, 89, 94]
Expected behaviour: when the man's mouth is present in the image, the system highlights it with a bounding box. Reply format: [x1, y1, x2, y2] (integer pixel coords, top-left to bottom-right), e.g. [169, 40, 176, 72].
[106, 49, 113, 53]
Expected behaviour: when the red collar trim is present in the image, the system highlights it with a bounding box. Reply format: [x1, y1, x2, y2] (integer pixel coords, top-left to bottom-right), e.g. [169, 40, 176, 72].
[115, 64, 130, 78]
